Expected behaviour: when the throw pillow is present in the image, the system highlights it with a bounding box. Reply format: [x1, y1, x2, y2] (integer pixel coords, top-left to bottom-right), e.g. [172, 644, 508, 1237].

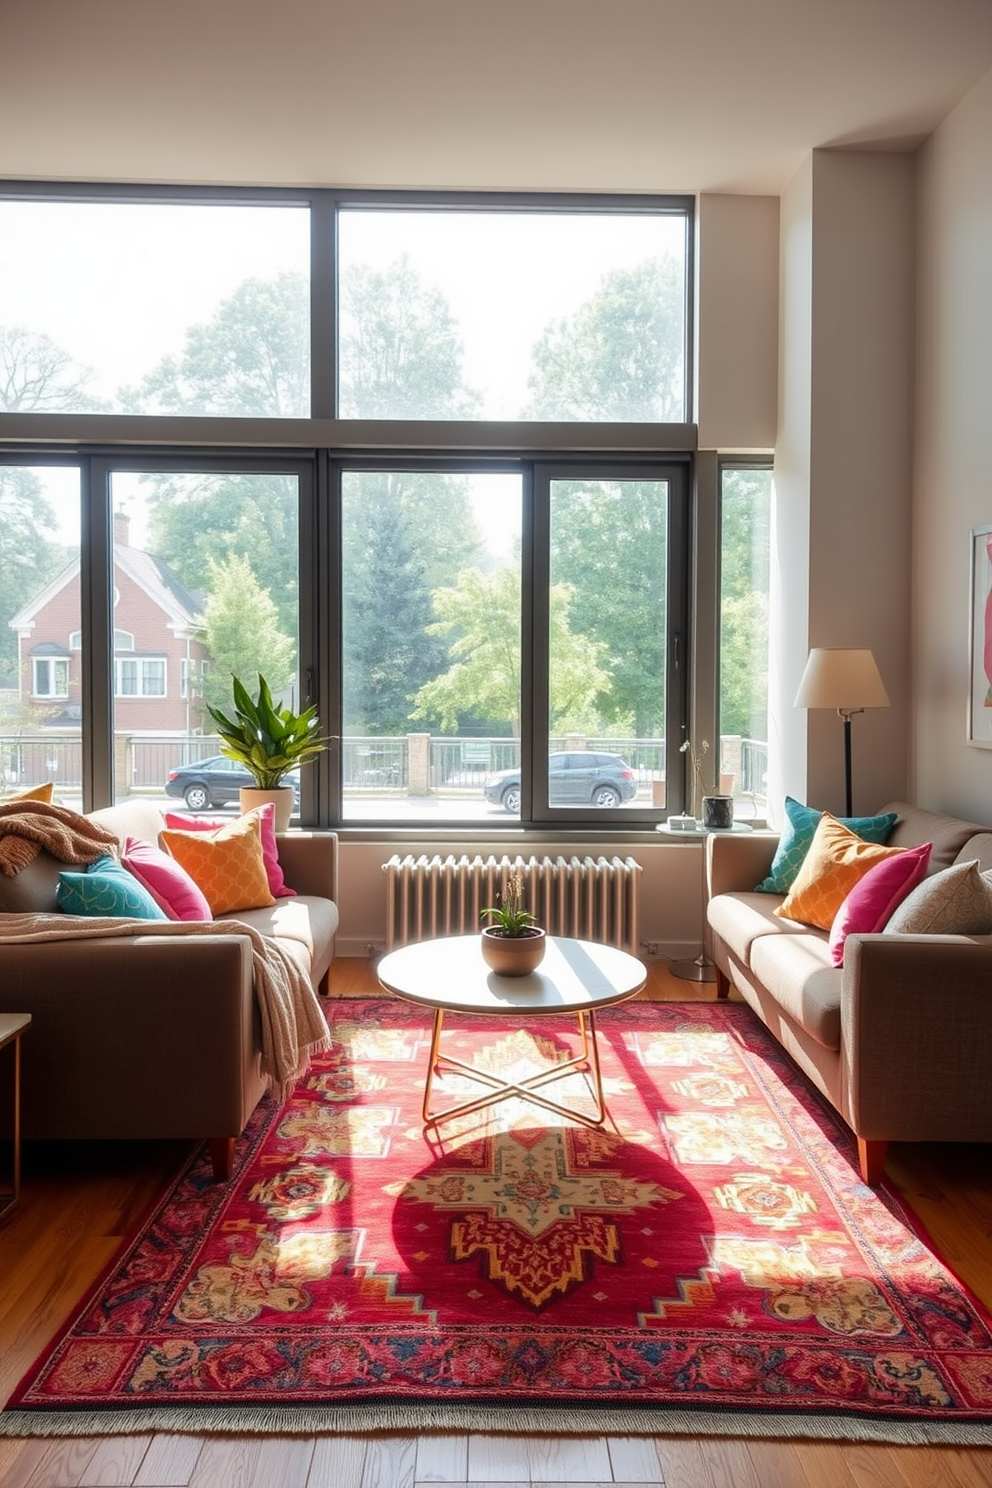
[885, 859, 992, 935]
[756, 796, 899, 894]
[122, 835, 213, 922]
[56, 854, 168, 920]
[163, 803, 295, 898]
[7, 782, 54, 803]
[827, 841, 932, 966]
[160, 812, 275, 917]
[775, 813, 907, 931]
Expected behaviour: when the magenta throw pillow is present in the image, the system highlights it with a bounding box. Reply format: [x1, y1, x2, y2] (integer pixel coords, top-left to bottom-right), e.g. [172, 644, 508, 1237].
[163, 802, 296, 898]
[122, 835, 213, 922]
[828, 842, 932, 967]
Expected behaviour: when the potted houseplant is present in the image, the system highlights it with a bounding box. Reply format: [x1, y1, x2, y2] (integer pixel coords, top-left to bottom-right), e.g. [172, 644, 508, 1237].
[205, 673, 330, 831]
[480, 871, 546, 975]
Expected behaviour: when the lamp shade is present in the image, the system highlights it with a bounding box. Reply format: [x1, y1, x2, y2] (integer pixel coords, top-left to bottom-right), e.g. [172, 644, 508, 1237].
[794, 648, 890, 711]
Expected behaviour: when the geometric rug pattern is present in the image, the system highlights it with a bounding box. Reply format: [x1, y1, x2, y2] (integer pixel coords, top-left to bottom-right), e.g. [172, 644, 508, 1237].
[5, 998, 992, 1442]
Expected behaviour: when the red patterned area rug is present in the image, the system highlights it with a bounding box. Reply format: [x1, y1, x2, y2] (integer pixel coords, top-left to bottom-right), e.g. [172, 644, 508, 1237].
[4, 997, 992, 1443]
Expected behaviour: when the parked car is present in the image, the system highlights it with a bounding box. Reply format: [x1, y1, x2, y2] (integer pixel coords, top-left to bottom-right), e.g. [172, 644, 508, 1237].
[164, 756, 300, 812]
[483, 751, 638, 813]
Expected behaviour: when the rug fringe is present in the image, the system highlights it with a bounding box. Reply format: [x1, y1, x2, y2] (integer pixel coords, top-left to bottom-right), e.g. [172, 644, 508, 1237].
[1, 1402, 990, 1444]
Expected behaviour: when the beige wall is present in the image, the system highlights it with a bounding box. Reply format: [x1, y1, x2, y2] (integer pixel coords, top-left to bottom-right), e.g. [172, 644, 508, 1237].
[914, 65, 992, 821]
[772, 148, 915, 820]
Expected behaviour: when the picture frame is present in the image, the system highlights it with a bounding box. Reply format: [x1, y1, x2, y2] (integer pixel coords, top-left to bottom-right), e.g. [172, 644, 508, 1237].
[968, 524, 992, 747]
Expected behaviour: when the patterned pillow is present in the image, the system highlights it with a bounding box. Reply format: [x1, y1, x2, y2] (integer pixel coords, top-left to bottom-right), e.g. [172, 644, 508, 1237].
[885, 859, 992, 936]
[756, 797, 899, 894]
[122, 835, 213, 922]
[56, 855, 168, 920]
[827, 842, 932, 966]
[163, 802, 295, 898]
[775, 813, 907, 931]
[160, 812, 275, 916]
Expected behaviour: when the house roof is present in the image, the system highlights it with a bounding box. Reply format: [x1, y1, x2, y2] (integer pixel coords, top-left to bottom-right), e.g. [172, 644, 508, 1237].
[8, 543, 203, 636]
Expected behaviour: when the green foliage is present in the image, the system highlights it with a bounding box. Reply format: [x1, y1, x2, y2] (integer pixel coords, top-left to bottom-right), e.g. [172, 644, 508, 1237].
[205, 673, 329, 789]
[480, 872, 537, 936]
[719, 470, 771, 740]
[524, 258, 685, 421]
[199, 555, 295, 714]
[0, 325, 108, 412]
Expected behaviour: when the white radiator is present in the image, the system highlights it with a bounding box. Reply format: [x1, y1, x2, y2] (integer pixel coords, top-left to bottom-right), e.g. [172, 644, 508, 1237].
[383, 852, 642, 954]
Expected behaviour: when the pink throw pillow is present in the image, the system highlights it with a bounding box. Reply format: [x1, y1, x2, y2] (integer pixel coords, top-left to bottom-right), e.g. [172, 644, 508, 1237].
[828, 842, 932, 967]
[163, 802, 296, 898]
[122, 835, 213, 922]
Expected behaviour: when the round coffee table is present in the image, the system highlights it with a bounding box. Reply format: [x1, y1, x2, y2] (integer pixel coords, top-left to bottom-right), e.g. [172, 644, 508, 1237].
[376, 934, 646, 1129]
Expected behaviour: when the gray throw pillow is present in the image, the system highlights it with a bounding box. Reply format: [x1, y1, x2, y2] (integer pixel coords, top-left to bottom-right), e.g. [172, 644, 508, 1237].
[884, 859, 992, 935]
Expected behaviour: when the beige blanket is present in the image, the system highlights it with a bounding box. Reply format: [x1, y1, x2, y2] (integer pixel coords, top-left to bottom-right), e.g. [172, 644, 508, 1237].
[0, 801, 120, 877]
[0, 912, 329, 1100]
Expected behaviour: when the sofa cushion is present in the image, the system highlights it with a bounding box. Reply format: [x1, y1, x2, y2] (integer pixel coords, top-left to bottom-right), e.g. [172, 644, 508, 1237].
[878, 800, 990, 873]
[952, 832, 992, 875]
[56, 855, 169, 920]
[0, 847, 62, 913]
[230, 895, 340, 985]
[756, 797, 898, 894]
[827, 841, 932, 966]
[885, 859, 992, 935]
[748, 933, 842, 1050]
[160, 813, 275, 917]
[707, 890, 812, 967]
[775, 814, 906, 931]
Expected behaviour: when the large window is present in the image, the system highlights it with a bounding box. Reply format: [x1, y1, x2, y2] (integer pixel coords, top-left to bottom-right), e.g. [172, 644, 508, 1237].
[719, 464, 772, 820]
[0, 185, 704, 825]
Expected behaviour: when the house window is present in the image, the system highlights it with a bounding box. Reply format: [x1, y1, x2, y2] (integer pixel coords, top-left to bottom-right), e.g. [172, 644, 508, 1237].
[115, 659, 166, 697]
[33, 656, 70, 698]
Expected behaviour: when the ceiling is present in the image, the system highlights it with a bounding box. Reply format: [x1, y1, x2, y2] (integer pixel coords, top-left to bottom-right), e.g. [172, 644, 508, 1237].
[4, 0, 992, 196]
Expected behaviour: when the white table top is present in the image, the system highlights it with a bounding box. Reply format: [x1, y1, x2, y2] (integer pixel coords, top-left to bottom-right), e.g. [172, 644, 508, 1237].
[377, 934, 646, 1017]
[0, 1013, 31, 1047]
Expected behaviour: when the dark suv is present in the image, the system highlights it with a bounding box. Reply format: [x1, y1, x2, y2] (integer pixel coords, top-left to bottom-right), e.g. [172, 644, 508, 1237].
[483, 751, 638, 813]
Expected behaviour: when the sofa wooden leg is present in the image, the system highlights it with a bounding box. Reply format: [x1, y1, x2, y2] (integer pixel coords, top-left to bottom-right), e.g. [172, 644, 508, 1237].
[208, 1136, 235, 1181]
[857, 1136, 887, 1186]
[317, 964, 332, 997]
[715, 966, 731, 1000]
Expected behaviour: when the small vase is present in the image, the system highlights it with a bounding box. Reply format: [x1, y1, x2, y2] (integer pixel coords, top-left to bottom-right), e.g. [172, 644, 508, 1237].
[480, 926, 546, 976]
[240, 786, 295, 832]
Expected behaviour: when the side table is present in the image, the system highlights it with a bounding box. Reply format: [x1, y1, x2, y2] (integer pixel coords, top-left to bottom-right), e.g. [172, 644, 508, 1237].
[657, 821, 752, 982]
[0, 1013, 31, 1220]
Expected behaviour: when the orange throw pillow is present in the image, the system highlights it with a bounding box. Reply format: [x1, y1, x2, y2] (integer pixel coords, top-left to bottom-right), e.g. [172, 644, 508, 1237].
[8, 782, 54, 803]
[160, 812, 275, 917]
[774, 812, 906, 931]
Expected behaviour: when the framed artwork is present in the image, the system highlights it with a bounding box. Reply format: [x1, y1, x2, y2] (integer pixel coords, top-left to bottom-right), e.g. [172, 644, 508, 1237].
[968, 524, 992, 746]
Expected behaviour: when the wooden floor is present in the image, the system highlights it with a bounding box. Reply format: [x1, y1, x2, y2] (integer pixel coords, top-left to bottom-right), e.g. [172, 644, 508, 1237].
[1, 958, 990, 1487]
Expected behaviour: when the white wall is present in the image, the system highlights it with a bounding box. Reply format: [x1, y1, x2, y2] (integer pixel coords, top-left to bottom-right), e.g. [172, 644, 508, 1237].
[914, 65, 992, 821]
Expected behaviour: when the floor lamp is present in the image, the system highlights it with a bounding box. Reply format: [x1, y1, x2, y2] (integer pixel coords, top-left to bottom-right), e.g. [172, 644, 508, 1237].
[794, 648, 890, 817]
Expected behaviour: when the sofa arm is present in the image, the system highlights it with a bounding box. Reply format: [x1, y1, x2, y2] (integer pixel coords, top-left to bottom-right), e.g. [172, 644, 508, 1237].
[706, 830, 779, 899]
[274, 831, 338, 900]
[842, 933, 992, 1142]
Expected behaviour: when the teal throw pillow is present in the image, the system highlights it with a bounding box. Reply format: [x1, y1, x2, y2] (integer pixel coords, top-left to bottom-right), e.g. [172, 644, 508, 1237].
[56, 854, 168, 920]
[755, 797, 899, 894]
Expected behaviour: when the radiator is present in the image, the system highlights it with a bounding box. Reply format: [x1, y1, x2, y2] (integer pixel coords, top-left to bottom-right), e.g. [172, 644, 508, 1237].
[383, 853, 643, 954]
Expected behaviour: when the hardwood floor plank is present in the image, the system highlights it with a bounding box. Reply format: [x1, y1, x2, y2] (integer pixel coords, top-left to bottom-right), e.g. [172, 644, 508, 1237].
[413, 1433, 470, 1481]
[78, 1432, 154, 1486]
[739, 1437, 812, 1488]
[245, 1435, 316, 1488]
[688, 1437, 762, 1488]
[2, 1435, 100, 1488]
[468, 1433, 612, 1482]
[187, 1436, 263, 1487]
[788, 1440, 858, 1488]
[606, 1434, 666, 1482]
[306, 1433, 369, 1486]
[133, 1432, 204, 1486]
[358, 1433, 417, 1488]
[650, 1437, 718, 1488]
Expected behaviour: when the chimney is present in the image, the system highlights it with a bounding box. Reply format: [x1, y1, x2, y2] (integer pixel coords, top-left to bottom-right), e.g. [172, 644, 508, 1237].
[113, 506, 130, 547]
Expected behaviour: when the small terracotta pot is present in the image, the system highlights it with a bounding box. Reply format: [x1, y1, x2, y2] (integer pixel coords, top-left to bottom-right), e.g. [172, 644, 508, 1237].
[480, 926, 546, 976]
[240, 785, 294, 832]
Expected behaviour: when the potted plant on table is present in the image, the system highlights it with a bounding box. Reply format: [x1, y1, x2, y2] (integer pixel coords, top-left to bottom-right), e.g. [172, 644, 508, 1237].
[205, 673, 331, 831]
[480, 871, 546, 975]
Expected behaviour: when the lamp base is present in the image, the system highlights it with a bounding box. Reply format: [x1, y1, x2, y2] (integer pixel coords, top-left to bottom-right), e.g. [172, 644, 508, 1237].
[671, 954, 717, 984]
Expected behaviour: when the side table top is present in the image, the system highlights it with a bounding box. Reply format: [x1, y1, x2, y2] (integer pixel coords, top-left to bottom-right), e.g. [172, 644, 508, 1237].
[377, 934, 646, 1017]
[0, 1013, 31, 1047]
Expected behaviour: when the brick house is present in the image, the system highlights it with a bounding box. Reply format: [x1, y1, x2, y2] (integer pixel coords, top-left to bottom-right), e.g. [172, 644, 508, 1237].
[8, 510, 208, 735]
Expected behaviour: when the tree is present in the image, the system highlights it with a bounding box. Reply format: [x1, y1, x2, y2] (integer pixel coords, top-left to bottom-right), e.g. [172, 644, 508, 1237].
[339, 257, 480, 419]
[123, 272, 309, 416]
[524, 258, 685, 422]
[0, 467, 72, 678]
[719, 469, 771, 740]
[199, 555, 295, 713]
[0, 325, 107, 412]
[411, 567, 611, 736]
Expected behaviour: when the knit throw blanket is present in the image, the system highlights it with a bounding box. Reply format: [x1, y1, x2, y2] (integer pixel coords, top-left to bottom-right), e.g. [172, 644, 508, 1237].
[0, 912, 330, 1100]
[0, 800, 120, 877]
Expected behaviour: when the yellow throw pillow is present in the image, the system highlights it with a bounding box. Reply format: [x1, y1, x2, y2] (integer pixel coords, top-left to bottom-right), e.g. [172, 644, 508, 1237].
[160, 812, 275, 917]
[775, 812, 906, 931]
[7, 782, 54, 803]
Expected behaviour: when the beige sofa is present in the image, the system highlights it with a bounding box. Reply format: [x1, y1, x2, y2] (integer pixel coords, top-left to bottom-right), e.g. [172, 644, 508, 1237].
[706, 800, 992, 1185]
[0, 798, 338, 1179]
